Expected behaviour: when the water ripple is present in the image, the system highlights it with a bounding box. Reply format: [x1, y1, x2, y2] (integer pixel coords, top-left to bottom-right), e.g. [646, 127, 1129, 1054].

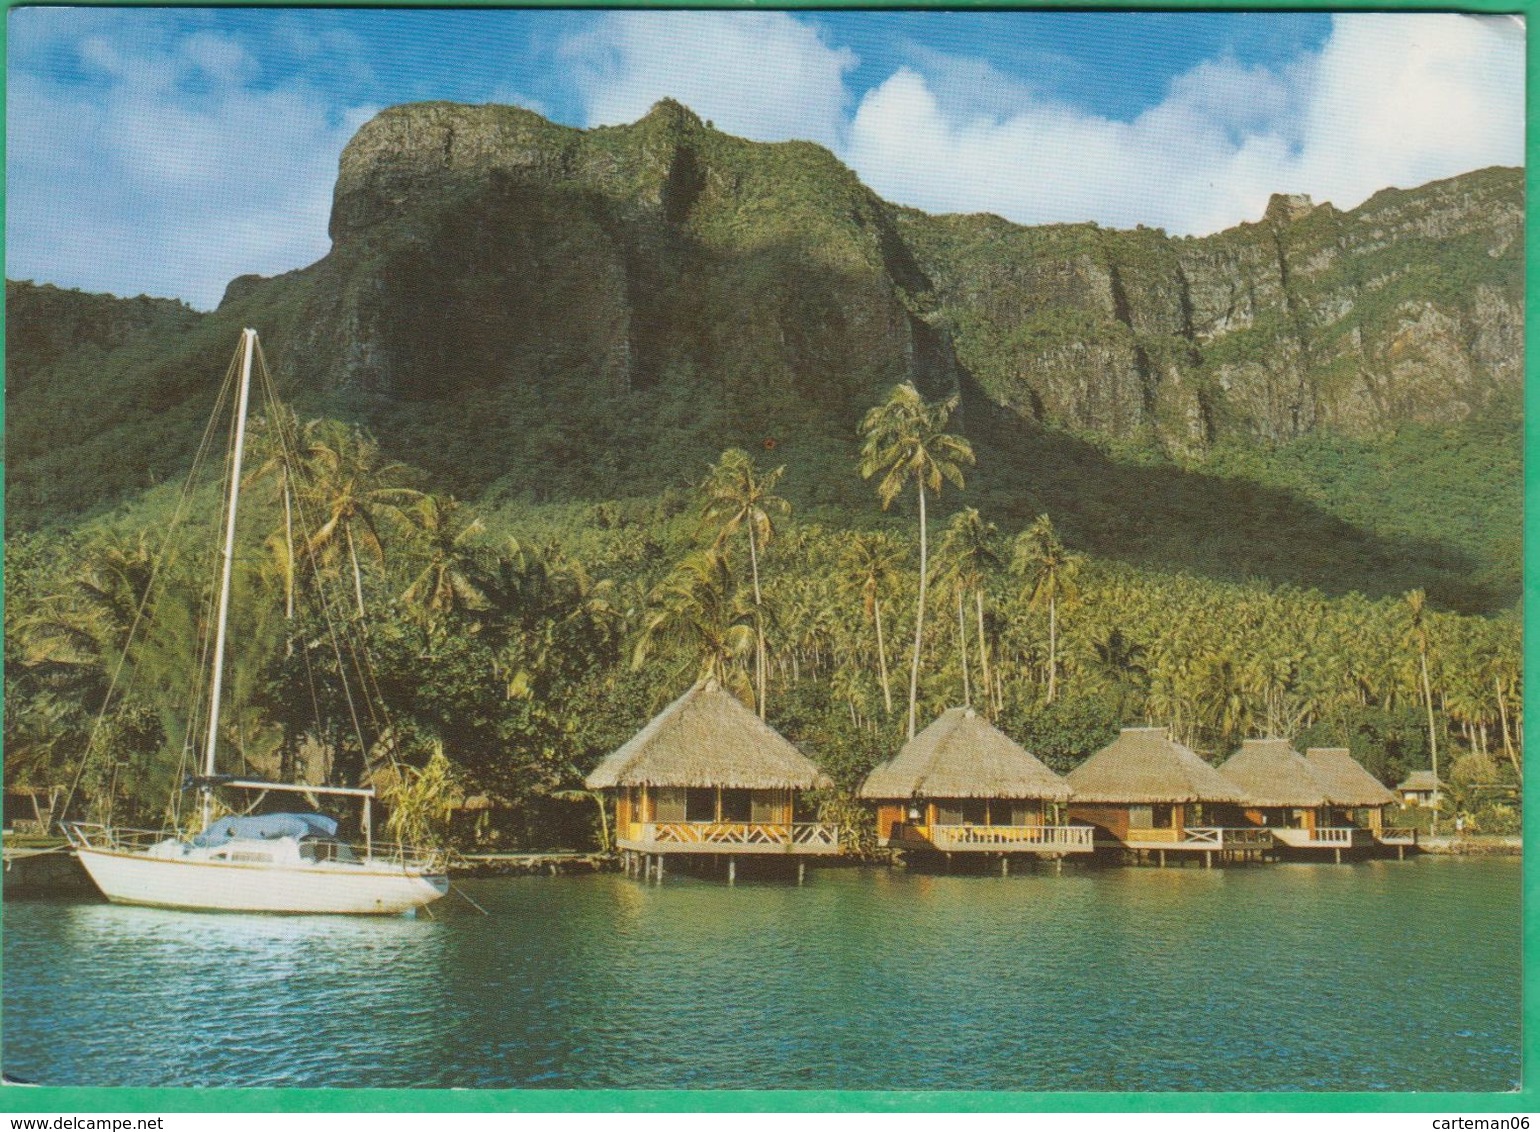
[3, 857, 1519, 1090]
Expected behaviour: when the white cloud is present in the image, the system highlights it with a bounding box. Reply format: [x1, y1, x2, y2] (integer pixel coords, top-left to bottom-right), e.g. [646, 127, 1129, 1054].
[8, 12, 1522, 309]
[564, 11, 856, 149]
[1291, 14, 1525, 206]
[6, 26, 366, 309]
[844, 13, 1523, 234]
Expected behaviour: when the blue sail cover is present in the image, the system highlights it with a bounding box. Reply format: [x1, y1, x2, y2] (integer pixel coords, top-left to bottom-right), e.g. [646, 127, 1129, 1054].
[192, 812, 339, 848]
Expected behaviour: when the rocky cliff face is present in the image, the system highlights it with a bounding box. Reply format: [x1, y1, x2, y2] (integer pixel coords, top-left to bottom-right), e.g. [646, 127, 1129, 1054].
[287, 100, 929, 414]
[6, 100, 1522, 528]
[902, 168, 1521, 454]
[289, 100, 1519, 466]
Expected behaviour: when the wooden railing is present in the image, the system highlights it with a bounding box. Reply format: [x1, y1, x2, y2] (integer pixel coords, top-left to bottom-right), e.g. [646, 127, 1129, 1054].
[1125, 827, 1181, 843]
[1377, 826, 1419, 845]
[635, 821, 839, 849]
[1183, 826, 1274, 848]
[927, 824, 1094, 851]
[1310, 826, 1355, 845]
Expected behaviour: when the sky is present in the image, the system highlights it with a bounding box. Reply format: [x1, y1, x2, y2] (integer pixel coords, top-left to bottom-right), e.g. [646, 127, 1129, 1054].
[6, 9, 1526, 311]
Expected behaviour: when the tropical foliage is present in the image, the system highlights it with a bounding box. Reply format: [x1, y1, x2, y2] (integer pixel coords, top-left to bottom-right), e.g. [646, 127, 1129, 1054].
[6, 382, 1520, 848]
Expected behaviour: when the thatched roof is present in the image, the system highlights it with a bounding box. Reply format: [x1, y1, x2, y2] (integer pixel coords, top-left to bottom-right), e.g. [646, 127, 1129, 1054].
[1397, 770, 1443, 792]
[858, 707, 1071, 801]
[1066, 727, 1248, 804]
[585, 679, 831, 791]
[1304, 748, 1397, 807]
[1218, 739, 1330, 808]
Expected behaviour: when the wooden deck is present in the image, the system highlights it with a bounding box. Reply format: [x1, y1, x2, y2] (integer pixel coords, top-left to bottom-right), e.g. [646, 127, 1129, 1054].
[1113, 826, 1274, 852]
[1271, 826, 1373, 850]
[617, 821, 840, 855]
[892, 823, 1094, 854]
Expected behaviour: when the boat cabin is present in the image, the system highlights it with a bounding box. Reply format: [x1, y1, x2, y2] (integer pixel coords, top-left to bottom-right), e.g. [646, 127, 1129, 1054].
[1065, 727, 1271, 864]
[586, 679, 840, 877]
[859, 707, 1090, 861]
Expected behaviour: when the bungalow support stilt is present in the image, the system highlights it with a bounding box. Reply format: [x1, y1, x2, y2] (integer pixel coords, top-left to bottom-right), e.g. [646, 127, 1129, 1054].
[728, 858, 736, 885]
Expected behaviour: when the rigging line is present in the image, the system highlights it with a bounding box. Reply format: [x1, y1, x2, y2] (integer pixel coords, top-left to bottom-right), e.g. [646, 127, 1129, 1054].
[247, 360, 327, 760]
[55, 342, 244, 832]
[250, 344, 375, 785]
[258, 341, 398, 764]
[251, 350, 334, 753]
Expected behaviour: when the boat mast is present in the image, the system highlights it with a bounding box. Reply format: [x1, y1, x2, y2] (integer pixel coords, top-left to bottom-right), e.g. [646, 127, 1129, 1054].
[202, 328, 257, 830]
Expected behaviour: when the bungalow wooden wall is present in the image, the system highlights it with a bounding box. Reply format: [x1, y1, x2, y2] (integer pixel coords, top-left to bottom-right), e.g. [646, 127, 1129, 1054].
[1067, 803, 1130, 840]
[875, 804, 906, 841]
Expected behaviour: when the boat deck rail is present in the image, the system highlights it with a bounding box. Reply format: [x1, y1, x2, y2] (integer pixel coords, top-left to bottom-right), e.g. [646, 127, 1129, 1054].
[63, 821, 445, 872]
[620, 821, 840, 854]
[920, 824, 1094, 853]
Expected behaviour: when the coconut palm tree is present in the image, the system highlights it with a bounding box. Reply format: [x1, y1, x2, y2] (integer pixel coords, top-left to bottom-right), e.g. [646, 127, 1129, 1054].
[1012, 514, 1081, 704]
[697, 448, 789, 718]
[297, 419, 422, 621]
[245, 405, 304, 620]
[1090, 627, 1148, 720]
[633, 548, 758, 706]
[937, 508, 1001, 713]
[399, 495, 490, 643]
[1404, 589, 1441, 831]
[859, 383, 975, 739]
[837, 531, 906, 717]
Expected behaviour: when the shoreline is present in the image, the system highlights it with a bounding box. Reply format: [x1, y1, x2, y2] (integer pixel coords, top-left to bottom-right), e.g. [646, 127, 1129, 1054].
[5, 835, 1522, 898]
[1417, 834, 1522, 856]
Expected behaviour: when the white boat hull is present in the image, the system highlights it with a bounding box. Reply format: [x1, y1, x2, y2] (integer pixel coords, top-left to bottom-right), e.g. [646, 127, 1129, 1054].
[75, 846, 448, 915]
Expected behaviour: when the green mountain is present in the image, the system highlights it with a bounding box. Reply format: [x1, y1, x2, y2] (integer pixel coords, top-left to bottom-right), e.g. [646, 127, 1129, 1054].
[4, 100, 1522, 611]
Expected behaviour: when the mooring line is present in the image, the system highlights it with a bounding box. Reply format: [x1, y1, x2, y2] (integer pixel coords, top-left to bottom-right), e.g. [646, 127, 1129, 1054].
[451, 883, 489, 915]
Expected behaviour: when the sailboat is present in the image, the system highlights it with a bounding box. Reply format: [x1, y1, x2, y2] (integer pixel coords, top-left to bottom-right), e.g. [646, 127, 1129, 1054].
[64, 329, 449, 915]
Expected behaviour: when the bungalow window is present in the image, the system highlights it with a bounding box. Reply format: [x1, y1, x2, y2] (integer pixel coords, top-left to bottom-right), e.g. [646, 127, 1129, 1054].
[960, 799, 989, 825]
[653, 787, 688, 822]
[935, 803, 964, 826]
[720, 788, 752, 823]
[685, 787, 716, 822]
[1128, 805, 1154, 829]
[755, 792, 785, 823]
[1002, 801, 1036, 826]
[1152, 804, 1175, 829]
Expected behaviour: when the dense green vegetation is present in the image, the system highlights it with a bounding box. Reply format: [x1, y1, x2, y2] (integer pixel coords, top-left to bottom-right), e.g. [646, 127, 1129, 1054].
[4, 110, 1521, 848]
[6, 380, 1520, 849]
[8, 280, 1519, 618]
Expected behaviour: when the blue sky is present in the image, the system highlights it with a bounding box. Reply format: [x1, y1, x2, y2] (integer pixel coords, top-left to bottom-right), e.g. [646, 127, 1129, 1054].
[7, 9, 1524, 310]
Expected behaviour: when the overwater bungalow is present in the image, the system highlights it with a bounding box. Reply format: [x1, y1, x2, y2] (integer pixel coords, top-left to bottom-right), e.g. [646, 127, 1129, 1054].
[1065, 727, 1271, 865]
[1218, 738, 1370, 860]
[858, 707, 1091, 868]
[584, 678, 840, 880]
[1306, 747, 1415, 855]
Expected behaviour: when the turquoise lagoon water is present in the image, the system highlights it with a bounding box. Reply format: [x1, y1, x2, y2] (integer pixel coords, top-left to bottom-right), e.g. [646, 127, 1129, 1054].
[1, 857, 1520, 1091]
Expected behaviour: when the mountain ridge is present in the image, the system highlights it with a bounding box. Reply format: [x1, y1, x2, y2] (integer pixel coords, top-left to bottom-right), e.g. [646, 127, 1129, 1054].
[4, 100, 1522, 611]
